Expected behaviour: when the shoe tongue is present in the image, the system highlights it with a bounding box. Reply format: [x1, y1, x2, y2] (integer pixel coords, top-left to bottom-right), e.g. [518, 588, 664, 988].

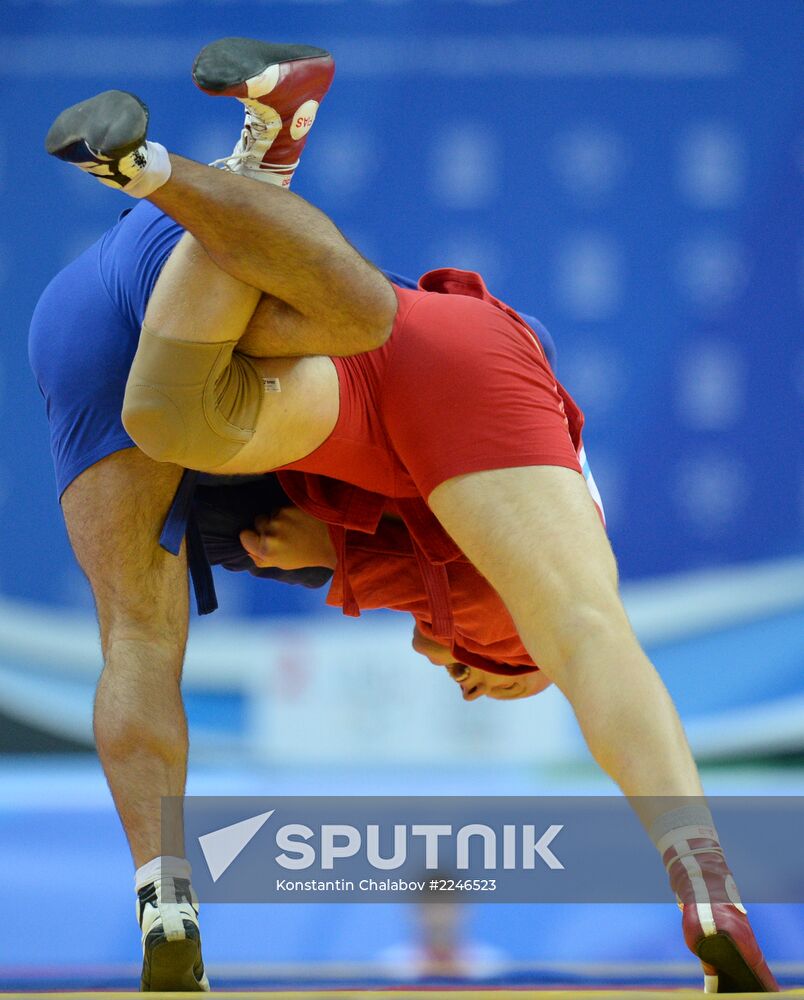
[241, 98, 281, 129]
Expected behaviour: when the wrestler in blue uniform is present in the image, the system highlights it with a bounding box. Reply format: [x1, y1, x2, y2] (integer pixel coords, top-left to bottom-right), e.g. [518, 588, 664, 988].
[29, 201, 558, 611]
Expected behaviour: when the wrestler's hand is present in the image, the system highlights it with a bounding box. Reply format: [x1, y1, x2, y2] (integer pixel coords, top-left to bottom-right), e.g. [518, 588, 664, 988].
[240, 507, 337, 571]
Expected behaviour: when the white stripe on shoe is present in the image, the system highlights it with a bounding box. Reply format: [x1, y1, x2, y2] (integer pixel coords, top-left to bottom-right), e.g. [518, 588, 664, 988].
[245, 63, 281, 98]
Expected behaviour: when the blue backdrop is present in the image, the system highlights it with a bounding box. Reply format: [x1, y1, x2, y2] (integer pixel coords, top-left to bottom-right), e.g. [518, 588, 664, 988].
[2, 0, 802, 616]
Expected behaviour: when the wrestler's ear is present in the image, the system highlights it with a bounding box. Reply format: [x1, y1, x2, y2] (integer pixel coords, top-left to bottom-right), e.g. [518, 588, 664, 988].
[239, 528, 262, 558]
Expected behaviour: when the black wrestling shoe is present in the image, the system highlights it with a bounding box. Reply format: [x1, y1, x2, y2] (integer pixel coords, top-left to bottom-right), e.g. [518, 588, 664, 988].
[45, 90, 151, 191]
[138, 877, 210, 992]
[192, 37, 335, 187]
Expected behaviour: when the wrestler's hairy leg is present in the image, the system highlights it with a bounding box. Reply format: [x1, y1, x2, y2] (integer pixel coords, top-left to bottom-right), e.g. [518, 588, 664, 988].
[47, 85, 393, 356]
[147, 154, 397, 353]
[61, 448, 189, 866]
[238, 290, 368, 359]
[427, 464, 704, 828]
[140, 221, 375, 360]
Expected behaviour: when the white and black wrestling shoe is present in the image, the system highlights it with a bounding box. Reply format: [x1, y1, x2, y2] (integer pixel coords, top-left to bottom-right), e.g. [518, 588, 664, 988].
[45, 90, 151, 190]
[138, 876, 209, 992]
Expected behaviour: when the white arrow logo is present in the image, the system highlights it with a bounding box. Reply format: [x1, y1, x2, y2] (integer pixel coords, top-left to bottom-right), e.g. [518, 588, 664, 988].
[198, 810, 274, 882]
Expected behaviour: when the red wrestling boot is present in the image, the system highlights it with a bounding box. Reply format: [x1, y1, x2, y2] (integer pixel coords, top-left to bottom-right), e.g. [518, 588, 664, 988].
[661, 832, 779, 992]
[192, 38, 335, 188]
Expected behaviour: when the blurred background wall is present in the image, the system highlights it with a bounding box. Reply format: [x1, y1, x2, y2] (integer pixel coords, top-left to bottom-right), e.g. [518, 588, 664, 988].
[1, 0, 803, 987]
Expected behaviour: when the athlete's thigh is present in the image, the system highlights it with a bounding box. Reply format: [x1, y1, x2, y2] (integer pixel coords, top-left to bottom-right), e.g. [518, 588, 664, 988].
[427, 465, 627, 677]
[61, 448, 188, 647]
[143, 231, 260, 343]
[206, 352, 341, 475]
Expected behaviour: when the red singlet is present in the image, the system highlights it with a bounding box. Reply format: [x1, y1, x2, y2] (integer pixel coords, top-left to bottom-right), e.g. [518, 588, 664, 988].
[277, 269, 588, 675]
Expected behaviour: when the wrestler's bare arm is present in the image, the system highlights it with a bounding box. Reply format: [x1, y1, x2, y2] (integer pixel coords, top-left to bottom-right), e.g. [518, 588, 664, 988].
[61, 449, 189, 866]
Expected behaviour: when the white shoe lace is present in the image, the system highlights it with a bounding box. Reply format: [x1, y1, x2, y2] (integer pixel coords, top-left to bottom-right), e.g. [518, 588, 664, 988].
[208, 109, 299, 177]
[209, 143, 299, 175]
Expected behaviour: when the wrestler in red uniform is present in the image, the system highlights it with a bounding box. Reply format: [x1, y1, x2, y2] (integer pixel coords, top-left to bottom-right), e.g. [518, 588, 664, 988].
[273, 268, 596, 689]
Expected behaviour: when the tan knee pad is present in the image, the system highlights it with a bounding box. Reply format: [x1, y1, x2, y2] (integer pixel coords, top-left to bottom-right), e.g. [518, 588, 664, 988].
[122, 326, 264, 468]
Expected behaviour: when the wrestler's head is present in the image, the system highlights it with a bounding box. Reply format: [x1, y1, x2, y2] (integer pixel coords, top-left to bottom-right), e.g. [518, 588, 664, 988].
[411, 627, 549, 701]
[446, 662, 549, 701]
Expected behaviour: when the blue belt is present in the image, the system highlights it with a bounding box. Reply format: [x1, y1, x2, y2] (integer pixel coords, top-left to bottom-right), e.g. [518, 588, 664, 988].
[159, 469, 218, 615]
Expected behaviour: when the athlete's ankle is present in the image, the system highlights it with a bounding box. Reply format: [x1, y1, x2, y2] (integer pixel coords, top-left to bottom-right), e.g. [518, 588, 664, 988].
[136, 856, 199, 947]
[123, 141, 172, 199]
[135, 854, 192, 892]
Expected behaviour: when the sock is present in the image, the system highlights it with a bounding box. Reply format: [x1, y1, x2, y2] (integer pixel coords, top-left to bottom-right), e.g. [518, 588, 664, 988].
[136, 856, 197, 943]
[123, 141, 172, 199]
[135, 854, 192, 893]
[244, 163, 297, 188]
[648, 804, 745, 911]
[648, 804, 718, 855]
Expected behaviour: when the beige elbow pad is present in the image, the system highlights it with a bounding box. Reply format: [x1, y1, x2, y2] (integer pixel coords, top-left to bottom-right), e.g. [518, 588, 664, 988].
[122, 326, 263, 469]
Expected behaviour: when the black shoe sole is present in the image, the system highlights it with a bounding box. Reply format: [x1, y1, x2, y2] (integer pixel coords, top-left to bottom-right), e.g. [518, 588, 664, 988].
[141, 921, 207, 992]
[697, 933, 777, 993]
[193, 37, 331, 92]
[45, 90, 148, 158]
